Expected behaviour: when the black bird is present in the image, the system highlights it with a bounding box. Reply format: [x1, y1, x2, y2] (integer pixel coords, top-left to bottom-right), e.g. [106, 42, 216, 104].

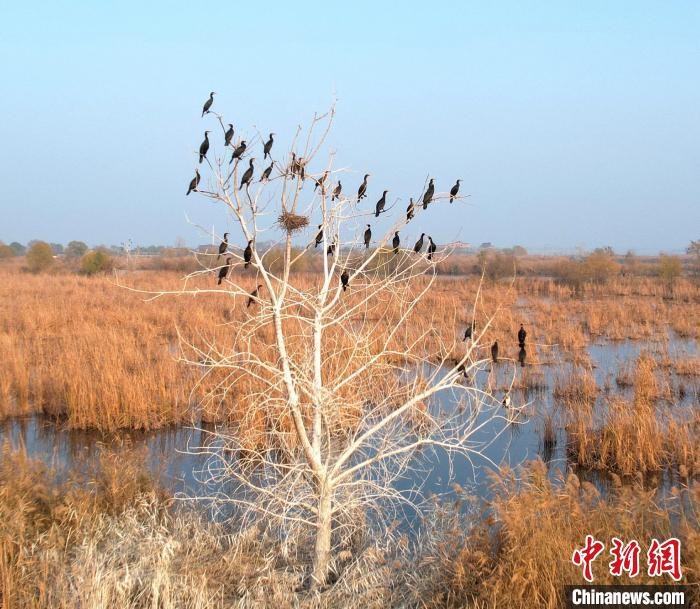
[427, 236, 436, 261]
[263, 133, 274, 159]
[314, 171, 329, 193]
[331, 181, 342, 201]
[422, 178, 434, 209]
[392, 232, 400, 256]
[290, 153, 304, 179]
[449, 179, 461, 203]
[518, 346, 527, 368]
[260, 162, 273, 182]
[224, 124, 234, 147]
[363, 224, 371, 249]
[314, 225, 323, 248]
[463, 320, 476, 341]
[340, 269, 350, 292]
[406, 198, 415, 222]
[518, 324, 527, 347]
[243, 240, 253, 269]
[198, 131, 210, 164]
[247, 284, 262, 308]
[217, 257, 231, 285]
[456, 360, 468, 379]
[217, 232, 229, 259]
[327, 243, 336, 256]
[239, 158, 255, 190]
[230, 141, 246, 164]
[357, 174, 369, 200]
[413, 233, 425, 254]
[201, 92, 215, 116]
[491, 341, 499, 363]
[375, 190, 388, 217]
[186, 169, 200, 195]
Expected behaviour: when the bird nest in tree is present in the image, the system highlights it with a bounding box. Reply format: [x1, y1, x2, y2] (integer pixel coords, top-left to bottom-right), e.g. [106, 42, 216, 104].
[277, 211, 309, 233]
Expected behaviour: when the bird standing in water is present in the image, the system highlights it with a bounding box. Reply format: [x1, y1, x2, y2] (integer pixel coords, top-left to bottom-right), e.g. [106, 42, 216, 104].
[314, 225, 323, 248]
[357, 174, 369, 200]
[247, 285, 263, 308]
[199, 131, 210, 163]
[331, 181, 342, 201]
[392, 232, 400, 255]
[224, 124, 234, 147]
[422, 178, 434, 209]
[363, 224, 372, 249]
[217, 233, 229, 259]
[491, 341, 499, 363]
[243, 240, 253, 269]
[263, 133, 274, 159]
[518, 324, 527, 347]
[427, 236, 436, 260]
[186, 169, 200, 195]
[230, 141, 246, 164]
[201, 92, 215, 116]
[449, 179, 461, 203]
[217, 257, 231, 285]
[413, 233, 425, 254]
[340, 269, 350, 292]
[239, 158, 255, 190]
[406, 198, 415, 222]
[375, 190, 388, 217]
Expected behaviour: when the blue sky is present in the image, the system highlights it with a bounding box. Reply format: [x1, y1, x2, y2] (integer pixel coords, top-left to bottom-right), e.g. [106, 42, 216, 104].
[0, 1, 698, 253]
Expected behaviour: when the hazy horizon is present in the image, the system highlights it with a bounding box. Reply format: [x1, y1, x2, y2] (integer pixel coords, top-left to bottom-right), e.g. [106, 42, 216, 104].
[1, 2, 698, 253]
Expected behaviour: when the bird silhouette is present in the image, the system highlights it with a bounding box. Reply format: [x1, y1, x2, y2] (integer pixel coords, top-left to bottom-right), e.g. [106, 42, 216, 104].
[217, 257, 231, 285]
[413, 233, 425, 254]
[314, 171, 329, 193]
[449, 179, 461, 203]
[463, 320, 476, 341]
[230, 141, 246, 164]
[260, 162, 273, 182]
[239, 158, 255, 190]
[198, 131, 210, 163]
[392, 232, 400, 255]
[217, 232, 229, 259]
[331, 181, 342, 201]
[263, 133, 274, 159]
[363, 224, 372, 249]
[243, 240, 253, 269]
[224, 124, 234, 147]
[422, 178, 434, 209]
[406, 198, 415, 222]
[518, 346, 527, 368]
[375, 190, 388, 217]
[427, 236, 436, 260]
[518, 324, 527, 347]
[491, 341, 499, 363]
[186, 169, 200, 195]
[340, 269, 350, 292]
[247, 284, 263, 308]
[201, 92, 215, 116]
[315, 225, 323, 248]
[357, 174, 369, 200]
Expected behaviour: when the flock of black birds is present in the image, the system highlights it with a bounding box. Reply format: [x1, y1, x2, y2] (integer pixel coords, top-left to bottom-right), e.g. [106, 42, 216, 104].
[190, 93, 462, 304]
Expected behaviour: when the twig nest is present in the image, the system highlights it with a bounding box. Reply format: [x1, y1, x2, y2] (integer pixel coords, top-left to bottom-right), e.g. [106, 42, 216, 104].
[277, 211, 309, 233]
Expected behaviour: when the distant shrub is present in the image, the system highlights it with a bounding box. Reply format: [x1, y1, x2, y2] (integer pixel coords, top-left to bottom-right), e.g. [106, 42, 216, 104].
[26, 241, 55, 273]
[80, 249, 114, 275]
[0, 242, 15, 259]
[65, 240, 89, 259]
[554, 251, 620, 288]
[657, 254, 682, 285]
[9, 242, 26, 255]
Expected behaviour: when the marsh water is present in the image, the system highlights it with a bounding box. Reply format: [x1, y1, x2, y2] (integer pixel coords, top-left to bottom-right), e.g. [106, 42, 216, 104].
[1, 332, 697, 527]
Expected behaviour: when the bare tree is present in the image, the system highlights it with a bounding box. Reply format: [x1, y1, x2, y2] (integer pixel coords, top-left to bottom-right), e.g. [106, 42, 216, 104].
[139, 103, 511, 587]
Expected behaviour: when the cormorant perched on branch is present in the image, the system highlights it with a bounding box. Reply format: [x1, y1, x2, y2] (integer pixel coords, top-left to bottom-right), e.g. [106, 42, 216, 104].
[186, 169, 200, 195]
[247, 284, 262, 308]
[363, 224, 371, 249]
[243, 240, 253, 269]
[449, 179, 461, 203]
[263, 133, 274, 159]
[392, 232, 400, 255]
[224, 124, 234, 147]
[413, 233, 425, 254]
[217, 232, 229, 259]
[463, 320, 476, 341]
[340, 269, 349, 292]
[518, 324, 527, 346]
[518, 346, 527, 368]
[491, 341, 499, 363]
[314, 171, 329, 193]
[314, 225, 323, 248]
[239, 158, 255, 190]
[198, 131, 210, 164]
[260, 162, 273, 182]
[375, 190, 388, 217]
[422, 178, 434, 209]
[331, 181, 342, 201]
[217, 257, 231, 285]
[290, 153, 304, 179]
[327, 243, 336, 256]
[357, 174, 369, 200]
[427, 236, 436, 261]
[201, 92, 215, 116]
[230, 141, 246, 164]
[406, 198, 415, 222]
